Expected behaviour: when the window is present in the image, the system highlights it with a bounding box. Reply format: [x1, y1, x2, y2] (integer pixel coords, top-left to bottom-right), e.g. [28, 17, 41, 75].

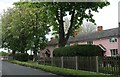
[87, 41, 93, 44]
[109, 38, 117, 43]
[110, 49, 118, 56]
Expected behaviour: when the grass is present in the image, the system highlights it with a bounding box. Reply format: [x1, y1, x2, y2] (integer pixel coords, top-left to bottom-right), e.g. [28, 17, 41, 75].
[8, 60, 120, 77]
[99, 67, 119, 74]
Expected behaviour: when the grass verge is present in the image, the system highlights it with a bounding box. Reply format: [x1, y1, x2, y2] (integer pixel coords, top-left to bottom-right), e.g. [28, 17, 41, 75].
[8, 60, 120, 77]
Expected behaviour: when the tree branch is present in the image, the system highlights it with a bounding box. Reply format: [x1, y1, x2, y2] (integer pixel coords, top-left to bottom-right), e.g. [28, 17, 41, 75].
[66, 8, 75, 42]
[56, 10, 60, 24]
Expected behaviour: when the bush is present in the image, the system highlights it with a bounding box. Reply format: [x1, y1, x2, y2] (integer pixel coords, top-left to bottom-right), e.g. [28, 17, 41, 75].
[14, 53, 29, 61]
[29, 55, 33, 60]
[0, 51, 8, 56]
[53, 45, 104, 57]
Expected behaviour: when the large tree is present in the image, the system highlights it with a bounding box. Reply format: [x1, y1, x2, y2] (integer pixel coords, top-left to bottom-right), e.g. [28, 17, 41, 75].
[1, 8, 21, 54]
[46, 2, 110, 47]
[1, 4, 49, 60]
[14, 1, 110, 47]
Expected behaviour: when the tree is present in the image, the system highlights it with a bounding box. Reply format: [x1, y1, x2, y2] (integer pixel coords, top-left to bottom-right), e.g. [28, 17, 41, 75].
[48, 2, 110, 47]
[14, 1, 110, 47]
[1, 4, 49, 60]
[0, 19, 2, 47]
[80, 22, 97, 33]
[1, 8, 21, 54]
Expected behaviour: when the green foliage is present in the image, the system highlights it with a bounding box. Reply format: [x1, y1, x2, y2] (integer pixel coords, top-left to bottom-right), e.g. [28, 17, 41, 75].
[14, 53, 29, 61]
[8, 53, 13, 57]
[0, 51, 8, 56]
[42, 2, 110, 47]
[53, 45, 104, 57]
[1, 3, 49, 54]
[13, 1, 110, 47]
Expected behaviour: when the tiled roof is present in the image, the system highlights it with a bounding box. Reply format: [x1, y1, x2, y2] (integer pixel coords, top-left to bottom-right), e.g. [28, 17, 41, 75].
[69, 27, 120, 43]
[48, 27, 120, 45]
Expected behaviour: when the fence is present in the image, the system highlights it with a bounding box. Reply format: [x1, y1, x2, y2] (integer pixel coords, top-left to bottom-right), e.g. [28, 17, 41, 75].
[0, 56, 13, 61]
[38, 56, 120, 75]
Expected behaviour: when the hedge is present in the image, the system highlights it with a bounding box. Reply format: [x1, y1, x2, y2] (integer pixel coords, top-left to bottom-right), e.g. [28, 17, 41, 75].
[14, 53, 29, 61]
[0, 51, 8, 56]
[53, 45, 104, 57]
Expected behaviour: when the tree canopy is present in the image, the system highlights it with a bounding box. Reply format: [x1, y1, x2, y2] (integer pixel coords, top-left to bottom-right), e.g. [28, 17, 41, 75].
[1, 3, 49, 60]
[14, 1, 110, 47]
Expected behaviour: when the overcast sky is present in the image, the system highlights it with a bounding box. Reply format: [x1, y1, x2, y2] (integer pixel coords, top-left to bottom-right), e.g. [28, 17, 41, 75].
[0, 0, 119, 30]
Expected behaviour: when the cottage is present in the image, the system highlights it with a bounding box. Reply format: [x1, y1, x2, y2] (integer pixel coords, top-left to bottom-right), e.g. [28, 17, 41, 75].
[69, 26, 120, 57]
[39, 24, 120, 57]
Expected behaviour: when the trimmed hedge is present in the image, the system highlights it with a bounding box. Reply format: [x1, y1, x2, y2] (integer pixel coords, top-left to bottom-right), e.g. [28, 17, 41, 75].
[53, 45, 104, 57]
[14, 53, 29, 61]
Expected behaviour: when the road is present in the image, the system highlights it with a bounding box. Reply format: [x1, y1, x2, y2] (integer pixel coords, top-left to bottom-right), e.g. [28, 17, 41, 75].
[1, 61, 62, 77]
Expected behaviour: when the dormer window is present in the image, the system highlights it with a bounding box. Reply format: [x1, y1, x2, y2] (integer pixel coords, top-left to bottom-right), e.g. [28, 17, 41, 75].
[109, 38, 117, 43]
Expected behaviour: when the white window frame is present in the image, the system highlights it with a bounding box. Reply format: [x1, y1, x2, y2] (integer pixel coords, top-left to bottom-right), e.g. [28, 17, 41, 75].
[109, 38, 117, 43]
[110, 49, 118, 57]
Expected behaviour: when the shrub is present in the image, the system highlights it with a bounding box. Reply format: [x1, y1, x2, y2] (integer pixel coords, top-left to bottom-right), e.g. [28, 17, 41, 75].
[0, 51, 8, 56]
[53, 45, 104, 57]
[29, 55, 33, 60]
[8, 53, 13, 56]
[14, 53, 29, 61]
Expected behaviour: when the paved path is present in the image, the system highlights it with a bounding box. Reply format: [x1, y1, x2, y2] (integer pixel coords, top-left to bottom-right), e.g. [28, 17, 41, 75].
[1, 61, 61, 77]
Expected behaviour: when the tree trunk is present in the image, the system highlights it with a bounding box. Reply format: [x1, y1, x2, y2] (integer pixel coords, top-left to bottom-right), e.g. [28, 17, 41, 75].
[12, 50, 16, 59]
[58, 8, 75, 47]
[58, 8, 66, 47]
[33, 51, 37, 62]
[12, 50, 15, 55]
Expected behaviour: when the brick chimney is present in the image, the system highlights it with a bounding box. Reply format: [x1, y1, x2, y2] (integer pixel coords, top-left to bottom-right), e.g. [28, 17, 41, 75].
[74, 31, 79, 36]
[97, 26, 103, 31]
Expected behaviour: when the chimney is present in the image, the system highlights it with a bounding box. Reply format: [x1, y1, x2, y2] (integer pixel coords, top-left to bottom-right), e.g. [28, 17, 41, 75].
[97, 26, 103, 31]
[74, 31, 79, 36]
[118, 22, 120, 27]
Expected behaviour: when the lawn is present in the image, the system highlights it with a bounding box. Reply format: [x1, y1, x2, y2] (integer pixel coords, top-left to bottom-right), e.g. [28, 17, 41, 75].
[8, 60, 120, 77]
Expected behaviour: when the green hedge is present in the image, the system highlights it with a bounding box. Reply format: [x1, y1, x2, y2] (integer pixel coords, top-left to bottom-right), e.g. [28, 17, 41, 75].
[14, 53, 29, 61]
[0, 51, 8, 56]
[53, 45, 104, 57]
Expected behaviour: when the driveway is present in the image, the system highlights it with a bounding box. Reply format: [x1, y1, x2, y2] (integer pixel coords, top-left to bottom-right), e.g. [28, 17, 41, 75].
[1, 61, 62, 77]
